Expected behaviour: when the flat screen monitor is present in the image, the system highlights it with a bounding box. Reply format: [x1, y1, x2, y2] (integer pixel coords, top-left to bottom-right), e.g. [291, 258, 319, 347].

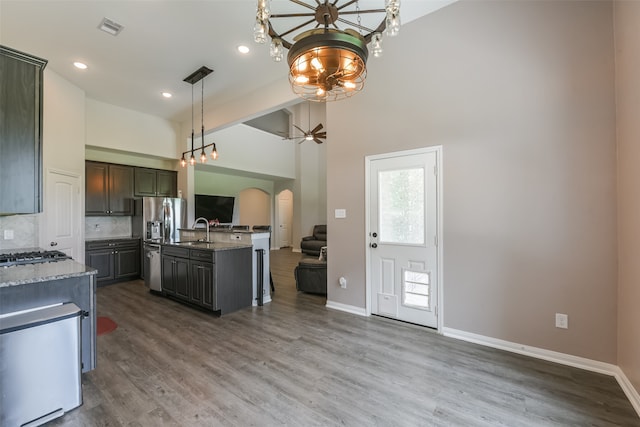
[194, 194, 235, 224]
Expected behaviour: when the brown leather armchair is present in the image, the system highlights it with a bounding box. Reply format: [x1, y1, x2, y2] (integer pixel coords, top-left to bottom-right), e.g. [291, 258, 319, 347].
[300, 225, 326, 256]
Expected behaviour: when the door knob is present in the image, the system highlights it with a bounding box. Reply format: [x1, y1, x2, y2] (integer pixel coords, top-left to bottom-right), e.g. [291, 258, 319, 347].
[50, 242, 58, 246]
[370, 243, 378, 248]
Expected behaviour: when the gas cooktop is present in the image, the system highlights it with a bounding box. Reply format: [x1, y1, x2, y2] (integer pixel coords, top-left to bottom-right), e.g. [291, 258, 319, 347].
[0, 250, 71, 267]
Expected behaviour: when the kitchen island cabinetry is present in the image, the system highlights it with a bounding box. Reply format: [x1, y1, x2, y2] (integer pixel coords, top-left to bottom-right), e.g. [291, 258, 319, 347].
[0, 46, 47, 214]
[85, 161, 134, 216]
[161, 246, 189, 298]
[85, 238, 140, 286]
[190, 259, 215, 309]
[161, 244, 252, 314]
[134, 167, 177, 197]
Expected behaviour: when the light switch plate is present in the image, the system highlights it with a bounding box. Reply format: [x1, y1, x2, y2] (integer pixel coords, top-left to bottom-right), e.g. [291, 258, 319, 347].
[4, 229, 14, 240]
[335, 209, 346, 218]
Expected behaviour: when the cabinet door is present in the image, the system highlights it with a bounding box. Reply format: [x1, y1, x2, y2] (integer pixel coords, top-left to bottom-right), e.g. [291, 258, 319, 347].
[134, 168, 157, 197]
[190, 260, 215, 309]
[114, 246, 140, 279]
[108, 164, 134, 215]
[156, 170, 177, 197]
[0, 47, 46, 214]
[85, 162, 109, 215]
[85, 249, 114, 284]
[161, 256, 177, 295]
[174, 258, 190, 300]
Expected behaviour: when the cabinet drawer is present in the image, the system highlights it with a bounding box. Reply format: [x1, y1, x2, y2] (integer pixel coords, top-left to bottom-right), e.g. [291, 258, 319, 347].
[86, 239, 139, 251]
[162, 246, 190, 259]
[190, 249, 215, 263]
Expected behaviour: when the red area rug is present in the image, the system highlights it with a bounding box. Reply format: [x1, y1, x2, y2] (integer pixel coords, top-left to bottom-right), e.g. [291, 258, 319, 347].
[97, 316, 118, 336]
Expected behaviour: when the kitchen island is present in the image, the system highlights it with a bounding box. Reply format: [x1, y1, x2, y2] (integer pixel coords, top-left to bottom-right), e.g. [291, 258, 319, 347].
[178, 227, 272, 306]
[0, 254, 97, 373]
[161, 241, 253, 315]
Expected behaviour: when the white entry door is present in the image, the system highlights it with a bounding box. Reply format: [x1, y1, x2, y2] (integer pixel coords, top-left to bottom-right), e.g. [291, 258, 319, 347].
[367, 148, 440, 328]
[43, 170, 81, 259]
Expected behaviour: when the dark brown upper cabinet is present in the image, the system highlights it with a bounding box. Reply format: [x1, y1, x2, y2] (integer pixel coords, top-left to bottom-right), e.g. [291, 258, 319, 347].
[86, 161, 134, 216]
[0, 45, 47, 214]
[134, 167, 177, 197]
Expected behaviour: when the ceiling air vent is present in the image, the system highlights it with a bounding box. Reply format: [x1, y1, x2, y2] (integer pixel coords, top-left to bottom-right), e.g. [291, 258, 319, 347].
[98, 18, 124, 36]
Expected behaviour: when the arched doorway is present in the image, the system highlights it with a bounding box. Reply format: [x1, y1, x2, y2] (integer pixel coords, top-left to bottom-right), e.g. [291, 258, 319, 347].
[238, 188, 271, 227]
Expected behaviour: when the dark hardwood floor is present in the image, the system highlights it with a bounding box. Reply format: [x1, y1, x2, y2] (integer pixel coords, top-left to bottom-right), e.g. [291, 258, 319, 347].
[49, 249, 638, 426]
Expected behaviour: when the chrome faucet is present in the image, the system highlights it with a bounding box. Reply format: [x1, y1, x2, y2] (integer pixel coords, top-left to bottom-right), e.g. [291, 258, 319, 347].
[192, 217, 210, 242]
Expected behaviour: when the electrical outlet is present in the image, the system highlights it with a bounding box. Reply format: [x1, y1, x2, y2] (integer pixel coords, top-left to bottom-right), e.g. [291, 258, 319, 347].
[3, 229, 14, 240]
[339, 277, 347, 289]
[555, 313, 568, 329]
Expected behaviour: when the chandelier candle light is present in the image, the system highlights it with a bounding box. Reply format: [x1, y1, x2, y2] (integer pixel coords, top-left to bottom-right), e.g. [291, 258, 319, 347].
[180, 66, 219, 167]
[254, 0, 401, 102]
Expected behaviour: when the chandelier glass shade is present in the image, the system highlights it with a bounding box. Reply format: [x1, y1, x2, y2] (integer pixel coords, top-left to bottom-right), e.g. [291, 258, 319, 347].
[254, 0, 401, 102]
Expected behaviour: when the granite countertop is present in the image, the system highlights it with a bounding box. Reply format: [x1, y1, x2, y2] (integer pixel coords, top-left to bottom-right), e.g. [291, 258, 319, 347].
[163, 241, 252, 251]
[85, 236, 141, 242]
[178, 227, 264, 234]
[0, 259, 97, 288]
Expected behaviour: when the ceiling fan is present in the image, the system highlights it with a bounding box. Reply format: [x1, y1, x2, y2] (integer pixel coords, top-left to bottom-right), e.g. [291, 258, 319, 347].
[283, 103, 326, 144]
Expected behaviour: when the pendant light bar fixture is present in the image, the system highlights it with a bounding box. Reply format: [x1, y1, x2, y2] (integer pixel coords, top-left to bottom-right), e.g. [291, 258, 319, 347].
[180, 66, 218, 167]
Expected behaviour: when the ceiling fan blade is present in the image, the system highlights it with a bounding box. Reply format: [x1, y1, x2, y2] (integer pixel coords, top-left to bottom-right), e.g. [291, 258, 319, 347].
[315, 132, 327, 138]
[311, 123, 324, 134]
[297, 138, 305, 144]
[313, 137, 324, 144]
[293, 125, 306, 134]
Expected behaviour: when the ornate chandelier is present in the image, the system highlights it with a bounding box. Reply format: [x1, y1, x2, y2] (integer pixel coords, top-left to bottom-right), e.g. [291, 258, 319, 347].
[253, 0, 401, 102]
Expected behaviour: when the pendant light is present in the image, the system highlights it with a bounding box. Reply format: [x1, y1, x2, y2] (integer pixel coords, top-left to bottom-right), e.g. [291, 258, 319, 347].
[180, 66, 220, 167]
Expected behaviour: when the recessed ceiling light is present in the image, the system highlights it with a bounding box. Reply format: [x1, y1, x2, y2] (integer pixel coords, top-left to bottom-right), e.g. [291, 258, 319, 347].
[73, 62, 88, 70]
[161, 92, 172, 98]
[237, 45, 250, 54]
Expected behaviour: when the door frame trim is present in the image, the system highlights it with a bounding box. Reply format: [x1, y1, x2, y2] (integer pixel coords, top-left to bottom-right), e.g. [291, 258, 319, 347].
[40, 168, 83, 260]
[364, 146, 444, 332]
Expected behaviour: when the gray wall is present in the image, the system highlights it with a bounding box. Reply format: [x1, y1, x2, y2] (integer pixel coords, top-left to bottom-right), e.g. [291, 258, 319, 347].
[327, 0, 617, 363]
[614, 0, 640, 391]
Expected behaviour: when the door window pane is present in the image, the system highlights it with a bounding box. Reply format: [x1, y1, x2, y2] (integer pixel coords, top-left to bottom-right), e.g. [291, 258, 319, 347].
[379, 168, 425, 244]
[403, 269, 430, 310]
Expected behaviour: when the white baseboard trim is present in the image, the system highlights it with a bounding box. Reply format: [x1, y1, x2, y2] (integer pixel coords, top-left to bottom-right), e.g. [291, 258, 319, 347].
[325, 300, 367, 316]
[442, 327, 640, 417]
[614, 366, 640, 416]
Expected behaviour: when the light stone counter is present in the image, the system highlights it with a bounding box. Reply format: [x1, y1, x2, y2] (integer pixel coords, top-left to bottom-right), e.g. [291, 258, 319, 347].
[0, 259, 97, 287]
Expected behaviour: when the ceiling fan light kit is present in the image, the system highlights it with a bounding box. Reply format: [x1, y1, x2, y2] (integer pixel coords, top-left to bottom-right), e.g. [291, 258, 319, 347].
[254, 0, 401, 102]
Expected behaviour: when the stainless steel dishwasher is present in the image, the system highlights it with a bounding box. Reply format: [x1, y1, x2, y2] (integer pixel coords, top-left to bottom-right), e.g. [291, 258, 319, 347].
[0, 303, 82, 427]
[144, 242, 162, 292]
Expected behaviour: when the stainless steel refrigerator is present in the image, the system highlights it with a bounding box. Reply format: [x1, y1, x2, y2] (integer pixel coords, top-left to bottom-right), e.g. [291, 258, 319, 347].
[132, 197, 187, 244]
[133, 197, 186, 290]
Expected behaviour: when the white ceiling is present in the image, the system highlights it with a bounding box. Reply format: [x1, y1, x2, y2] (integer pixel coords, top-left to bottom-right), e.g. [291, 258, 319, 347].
[0, 0, 454, 123]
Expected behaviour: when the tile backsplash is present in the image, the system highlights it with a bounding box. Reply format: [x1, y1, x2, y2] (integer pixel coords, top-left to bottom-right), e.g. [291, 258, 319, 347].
[85, 216, 132, 239]
[0, 214, 39, 250]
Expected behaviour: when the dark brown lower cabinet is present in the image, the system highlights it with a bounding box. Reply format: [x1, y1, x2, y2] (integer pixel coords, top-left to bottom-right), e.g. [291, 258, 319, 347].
[160, 245, 251, 314]
[190, 260, 215, 309]
[85, 239, 141, 286]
